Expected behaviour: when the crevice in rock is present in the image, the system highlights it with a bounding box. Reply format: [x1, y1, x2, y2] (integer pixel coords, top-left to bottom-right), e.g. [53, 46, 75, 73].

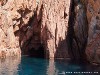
[67, 0, 76, 60]
[0, 0, 8, 6]
[67, 0, 89, 63]
[22, 9, 42, 57]
[13, 4, 47, 58]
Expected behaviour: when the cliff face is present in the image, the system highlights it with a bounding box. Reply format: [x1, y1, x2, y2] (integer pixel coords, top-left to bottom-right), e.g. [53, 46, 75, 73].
[67, 0, 88, 61]
[0, 0, 36, 58]
[40, 0, 70, 58]
[86, 0, 100, 64]
[0, 0, 70, 59]
[69, 0, 100, 64]
[0, 0, 100, 64]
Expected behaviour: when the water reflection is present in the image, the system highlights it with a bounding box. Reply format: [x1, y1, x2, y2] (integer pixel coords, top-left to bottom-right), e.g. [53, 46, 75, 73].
[0, 56, 100, 75]
[0, 57, 21, 75]
[17, 56, 48, 75]
[47, 59, 58, 75]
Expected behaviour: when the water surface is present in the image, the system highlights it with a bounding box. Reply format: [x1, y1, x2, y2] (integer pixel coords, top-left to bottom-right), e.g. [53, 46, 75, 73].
[0, 56, 100, 75]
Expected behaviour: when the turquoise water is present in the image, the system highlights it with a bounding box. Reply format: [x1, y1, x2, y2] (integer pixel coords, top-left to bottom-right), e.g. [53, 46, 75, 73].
[0, 56, 99, 75]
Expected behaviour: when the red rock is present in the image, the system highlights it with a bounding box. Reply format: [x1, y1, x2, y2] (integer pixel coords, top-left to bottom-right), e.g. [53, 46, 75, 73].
[40, 0, 70, 59]
[0, 0, 100, 64]
[0, 0, 36, 58]
[86, 0, 100, 64]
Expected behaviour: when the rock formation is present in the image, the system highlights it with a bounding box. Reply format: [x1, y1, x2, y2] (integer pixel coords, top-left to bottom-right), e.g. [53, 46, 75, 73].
[86, 0, 100, 64]
[0, 0, 100, 64]
[0, 0, 36, 58]
[40, 0, 70, 59]
[67, 0, 88, 62]
[0, 0, 70, 59]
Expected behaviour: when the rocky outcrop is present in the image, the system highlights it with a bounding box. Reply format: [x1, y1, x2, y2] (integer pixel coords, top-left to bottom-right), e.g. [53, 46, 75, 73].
[86, 0, 100, 64]
[0, 0, 100, 64]
[40, 0, 70, 59]
[0, 0, 36, 58]
[67, 0, 88, 61]
[22, 0, 70, 59]
[0, 0, 70, 59]
[66, 0, 100, 64]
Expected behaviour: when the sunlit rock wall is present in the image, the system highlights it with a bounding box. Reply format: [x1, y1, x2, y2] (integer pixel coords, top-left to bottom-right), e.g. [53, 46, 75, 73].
[0, 0, 100, 63]
[0, 0, 70, 59]
[40, 0, 70, 59]
[0, 0, 36, 58]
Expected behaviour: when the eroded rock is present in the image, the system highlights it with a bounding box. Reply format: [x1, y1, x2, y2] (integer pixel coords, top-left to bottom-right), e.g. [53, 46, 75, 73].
[0, 0, 100, 64]
[40, 0, 70, 59]
[0, 0, 36, 58]
[86, 0, 100, 64]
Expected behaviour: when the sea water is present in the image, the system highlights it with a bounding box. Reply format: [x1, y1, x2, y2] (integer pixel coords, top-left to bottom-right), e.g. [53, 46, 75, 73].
[0, 56, 99, 75]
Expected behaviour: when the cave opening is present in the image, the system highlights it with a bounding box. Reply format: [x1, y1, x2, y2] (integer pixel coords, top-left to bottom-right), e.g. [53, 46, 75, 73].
[20, 36, 46, 58]
[19, 5, 46, 58]
[28, 45, 45, 58]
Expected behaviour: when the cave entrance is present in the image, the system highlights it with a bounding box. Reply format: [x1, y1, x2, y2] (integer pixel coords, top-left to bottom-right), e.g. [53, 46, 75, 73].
[17, 6, 46, 58]
[28, 45, 45, 58]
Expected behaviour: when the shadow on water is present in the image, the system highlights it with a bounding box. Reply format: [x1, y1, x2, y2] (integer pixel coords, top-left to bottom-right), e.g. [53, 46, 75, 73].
[0, 56, 100, 75]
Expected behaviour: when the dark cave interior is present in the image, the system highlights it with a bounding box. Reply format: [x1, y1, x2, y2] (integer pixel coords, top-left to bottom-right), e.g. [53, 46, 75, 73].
[28, 45, 45, 58]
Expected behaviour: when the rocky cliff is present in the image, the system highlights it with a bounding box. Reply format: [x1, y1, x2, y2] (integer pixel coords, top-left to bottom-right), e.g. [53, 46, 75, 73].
[0, 0, 70, 59]
[0, 0, 100, 64]
[0, 0, 36, 58]
[86, 0, 100, 64]
[40, 0, 70, 59]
